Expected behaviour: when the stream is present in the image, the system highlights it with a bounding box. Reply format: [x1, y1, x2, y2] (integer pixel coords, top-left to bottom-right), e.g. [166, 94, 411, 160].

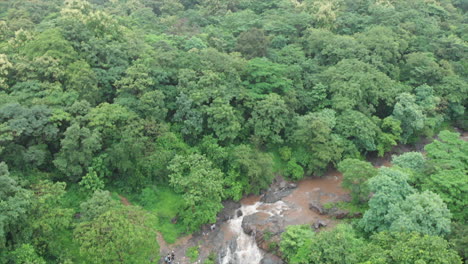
[159, 130, 467, 264]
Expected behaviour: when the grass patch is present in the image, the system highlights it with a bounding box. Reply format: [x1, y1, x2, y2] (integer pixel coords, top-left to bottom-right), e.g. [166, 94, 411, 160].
[186, 245, 199, 262]
[62, 184, 89, 212]
[333, 201, 368, 214]
[116, 186, 186, 243]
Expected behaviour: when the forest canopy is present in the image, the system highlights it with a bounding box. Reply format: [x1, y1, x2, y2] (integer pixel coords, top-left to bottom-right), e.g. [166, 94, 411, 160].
[0, 0, 467, 263]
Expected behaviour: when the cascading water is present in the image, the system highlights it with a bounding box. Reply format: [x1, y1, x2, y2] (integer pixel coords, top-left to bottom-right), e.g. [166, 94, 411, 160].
[221, 201, 287, 264]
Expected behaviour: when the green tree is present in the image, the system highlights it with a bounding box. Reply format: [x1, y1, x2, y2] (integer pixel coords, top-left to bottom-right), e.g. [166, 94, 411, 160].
[9, 244, 46, 264]
[320, 59, 401, 113]
[230, 145, 274, 195]
[292, 109, 343, 175]
[386, 191, 451, 236]
[401, 52, 449, 86]
[392, 152, 426, 172]
[205, 98, 241, 142]
[65, 60, 99, 105]
[280, 225, 314, 263]
[168, 153, 224, 231]
[365, 232, 462, 264]
[79, 190, 119, 221]
[243, 58, 294, 97]
[0, 163, 32, 249]
[422, 130, 468, 220]
[360, 168, 415, 234]
[53, 123, 101, 182]
[28, 181, 73, 256]
[235, 28, 269, 59]
[306, 224, 366, 264]
[249, 93, 289, 144]
[335, 110, 380, 152]
[392, 93, 426, 143]
[338, 159, 377, 204]
[74, 207, 159, 264]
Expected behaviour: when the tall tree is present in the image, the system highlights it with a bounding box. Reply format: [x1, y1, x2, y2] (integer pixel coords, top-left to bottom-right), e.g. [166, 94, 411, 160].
[338, 159, 377, 204]
[74, 206, 159, 264]
[168, 153, 224, 231]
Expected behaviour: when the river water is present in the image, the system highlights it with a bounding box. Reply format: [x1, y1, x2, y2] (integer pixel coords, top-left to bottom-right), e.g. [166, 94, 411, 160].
[219, 172, 348, 264]
[160, 130, 467, 264]
[220, 201, 287, 264]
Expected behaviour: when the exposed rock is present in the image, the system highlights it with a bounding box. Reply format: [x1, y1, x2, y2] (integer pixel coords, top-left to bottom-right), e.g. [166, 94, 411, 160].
[260, 253, 284, 264]
[261, 178, 297, 204]
[262, 188, 295, 203]
[218, 200, 242, 221]
[312, 220, 328, 230]
[236, 209, 243, 218]
[308, 202, 325, 215]
[328, 208, 349, 219]
[242, 212, 286, 251]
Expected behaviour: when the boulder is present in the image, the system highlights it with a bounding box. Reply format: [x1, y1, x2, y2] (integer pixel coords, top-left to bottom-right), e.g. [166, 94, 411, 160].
[260, 253, 284, 264]
[261, 188, 295, 203]
[309, 202, 325, 215]
[242, 212, 286, 251]
[312, 220, 328, 230]
[236, 209, 243, 218]
[218, 200, 242, 221]
[329, 209, 349, 219]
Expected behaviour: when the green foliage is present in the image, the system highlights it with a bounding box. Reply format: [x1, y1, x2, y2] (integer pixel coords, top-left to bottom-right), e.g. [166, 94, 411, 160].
[9, 244, 46, 264]
[392, 152, 426, 172]
[365, 232, 462, 264]
[422, 130, 468, 221]
[0, 162, 32, 249]
[186, 245, 200, 262]
[281, 224, 367, 264]
[280, 225, 314, 262]
[74, 206, 159, 264]
[338, 159, 377, 204]
[360, 168, 415, 234]
[292, 109, 343, 175]
[250, 93, 289, 144]
[168, 153, 224, 232]
[236, 28, 269, 59]
[385, 190, 452, 236]
[53, 123, 101, 182]
[79, 170, 104, 193]
[231, 144, 274, 194]
[0, 0, 466, 262]
[79, 190, 119, 221]
[392, 93, 426, 143]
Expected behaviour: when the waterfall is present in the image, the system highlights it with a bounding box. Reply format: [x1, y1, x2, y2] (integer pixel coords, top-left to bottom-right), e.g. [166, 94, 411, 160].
[221, 201, 287, 264]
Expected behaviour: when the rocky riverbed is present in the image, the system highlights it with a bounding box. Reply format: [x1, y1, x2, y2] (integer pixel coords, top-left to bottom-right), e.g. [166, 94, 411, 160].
[158, 172, 351, 264]
[158, 129, 468, 264]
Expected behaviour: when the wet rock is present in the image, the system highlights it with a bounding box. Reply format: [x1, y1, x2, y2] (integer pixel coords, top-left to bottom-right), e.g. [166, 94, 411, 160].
[328, 208, 349, 219]
[242, 212, 286, 252]
[218, 200, 242, 221]
[261, 179, 297, 204]
[308, 202, 325, 215]
[312, 220, 328, 230]
[236, 209, 243, 218]
[261, 188, 295, 203]
[260, 253, 284, 264]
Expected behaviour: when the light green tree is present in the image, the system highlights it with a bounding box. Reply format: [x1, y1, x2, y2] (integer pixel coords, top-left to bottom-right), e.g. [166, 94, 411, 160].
[168, 153, 224, 231]
[74, 207, 159, 264]
[338, 159, 377, 204]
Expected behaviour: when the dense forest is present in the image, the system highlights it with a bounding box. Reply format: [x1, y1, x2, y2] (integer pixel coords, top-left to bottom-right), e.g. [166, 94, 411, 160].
[0, 0, 467, 263]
